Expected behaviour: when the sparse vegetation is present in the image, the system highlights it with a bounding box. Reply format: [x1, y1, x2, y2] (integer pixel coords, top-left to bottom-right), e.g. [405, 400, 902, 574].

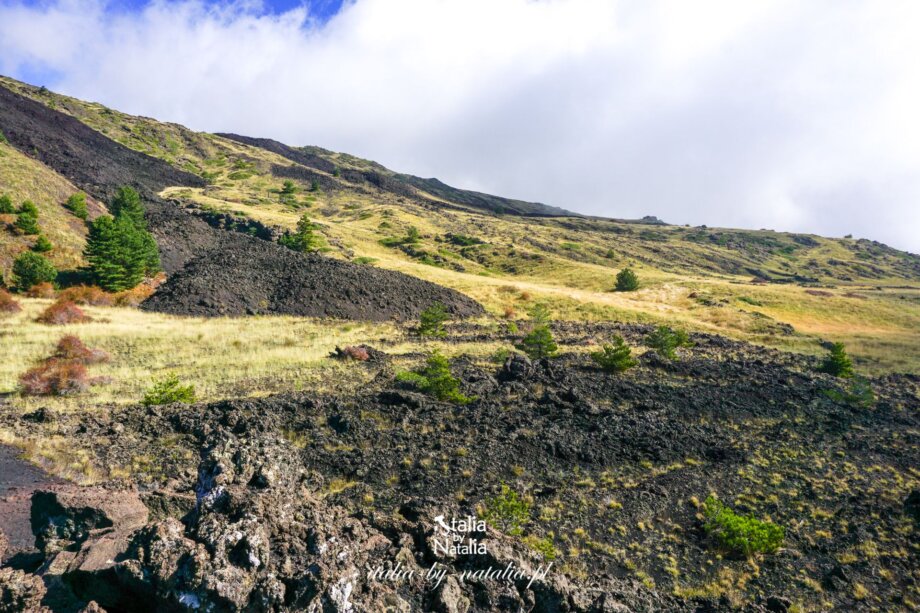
[590, 336, 637, 373]
[702, 495, 785, 556]
[481, 484, 531, 536]
[395, 351, 470, 404]
[142, 373, 197, 406]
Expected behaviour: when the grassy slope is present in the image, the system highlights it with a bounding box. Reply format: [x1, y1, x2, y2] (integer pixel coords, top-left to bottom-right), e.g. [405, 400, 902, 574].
[2, 75, 919, 374]
[0, 140, 105, 282]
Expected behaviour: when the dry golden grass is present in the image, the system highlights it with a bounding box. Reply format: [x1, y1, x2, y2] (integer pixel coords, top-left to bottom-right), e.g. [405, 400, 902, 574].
[0, 299, 399, 413]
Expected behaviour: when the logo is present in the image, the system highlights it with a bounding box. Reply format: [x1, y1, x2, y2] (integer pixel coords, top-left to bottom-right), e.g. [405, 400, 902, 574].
[432, 514, 487, 556]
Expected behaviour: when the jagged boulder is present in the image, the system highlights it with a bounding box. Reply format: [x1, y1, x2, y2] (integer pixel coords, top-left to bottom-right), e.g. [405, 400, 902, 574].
[0, 566, 48, 612]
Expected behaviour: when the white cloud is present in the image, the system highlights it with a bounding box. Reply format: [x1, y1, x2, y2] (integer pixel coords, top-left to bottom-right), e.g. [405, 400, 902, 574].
[2, 0, 919, 252]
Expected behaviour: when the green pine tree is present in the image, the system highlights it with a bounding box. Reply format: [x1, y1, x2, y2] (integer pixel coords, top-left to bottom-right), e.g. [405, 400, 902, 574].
[279, 214, 322, 253]
[14, 211, 40, 235]
[84, 214, 157, 291]
[110, 186, 146, 229]
[12, 252, 57, 291]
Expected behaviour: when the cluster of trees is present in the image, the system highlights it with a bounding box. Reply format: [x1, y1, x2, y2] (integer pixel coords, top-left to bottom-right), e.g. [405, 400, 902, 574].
[9, 186, 160, 293]
[84, 187, 160, 291]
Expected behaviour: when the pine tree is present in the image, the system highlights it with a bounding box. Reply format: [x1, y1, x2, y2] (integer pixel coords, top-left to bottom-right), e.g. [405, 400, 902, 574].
[279, 214, 322, 253]
[109, 186, 146, 229]
[14, 211, 40, 235]
[615, 267, 640, 291]
[0, 194, 13, 214]
[819, 342, 854, 378]
[84, 214, 157, 291]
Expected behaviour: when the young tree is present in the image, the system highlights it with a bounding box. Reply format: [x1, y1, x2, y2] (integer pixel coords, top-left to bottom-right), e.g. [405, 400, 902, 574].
[14, 211, 40, 235]
[65, 192, 88, 220]
[417, 303, 449, 338]
[280, 180, 298, 195]
[279, 214, 322, 253]
[310, 179, 320, 192]
[526, 302, 551, 324]
[615, 267, 640, 291]
[517, 325, 558, 359]
[32, 235, 53, 253]
[590, 336, 637, 373]
[405, 226, 421, 244]
[819, 342, 854, 378]
[12, 252, 57, 291]
[0, 194, 13, 214]
[18, 200, 38, 216]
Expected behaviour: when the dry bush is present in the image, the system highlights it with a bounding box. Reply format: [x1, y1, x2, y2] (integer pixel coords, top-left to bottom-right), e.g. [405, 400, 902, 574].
[502, 305, 516, 319]
[25, 282, 56, 298]
[58, 285, 114, 306]
[518, 291, 532, 301]
[53, 335, 110, 364]
[339, 346, 370, 361]
[0, 288, 22, 314]
[112, 272, 165, 307]
[19, 359, 89, 396]
[36, 300, 92, 325]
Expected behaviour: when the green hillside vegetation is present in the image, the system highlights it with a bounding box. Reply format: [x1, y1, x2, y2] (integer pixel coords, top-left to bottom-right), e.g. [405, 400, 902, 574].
[2, 75, 919, 373]
[0, 138, 102, 283]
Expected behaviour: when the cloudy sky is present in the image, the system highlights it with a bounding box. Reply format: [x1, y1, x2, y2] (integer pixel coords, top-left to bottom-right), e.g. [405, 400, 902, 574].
[2, 0, 919, 252]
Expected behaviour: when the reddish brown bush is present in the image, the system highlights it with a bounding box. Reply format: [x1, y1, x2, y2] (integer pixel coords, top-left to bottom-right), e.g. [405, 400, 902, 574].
[341, 346, 370, 361]
[0, 289, 21, 314]
[36, 300, 92, 325]
[19, 359, 89, 396]
[112, 272, 165, 307]
[53, 335, 109, 364]
[58, 285, 113, 306]
[25, 282, 56, 299]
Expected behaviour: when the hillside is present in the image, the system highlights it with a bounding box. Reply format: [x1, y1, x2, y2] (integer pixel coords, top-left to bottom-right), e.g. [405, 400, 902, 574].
[0, 76, 918, 613]
[2, 75, 918, 373]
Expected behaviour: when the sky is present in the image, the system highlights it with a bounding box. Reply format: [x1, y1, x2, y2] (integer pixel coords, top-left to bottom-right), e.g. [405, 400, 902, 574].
[1, 0, 919, 253]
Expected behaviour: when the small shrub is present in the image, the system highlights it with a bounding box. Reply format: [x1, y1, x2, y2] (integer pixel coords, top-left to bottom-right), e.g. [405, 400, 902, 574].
[405, 226, 421, 244]
[142, 373, 197, 406]
[702, 495, 784, 556]
[18, 200, 38, 216]
[481, 485, 531, 536]
[0, 130, 7, 145]
[53, 335, 109, 364]
[310, 179, 320, 192]
[58, 285, 114, 306]
[522, 534, 558, 561]
[25, 281, 56, 299]
[0, 288, 22, 314]
[32, 235, 53, 252]
[819, 342, 854, 378]
[65, 192, 88, 220]
[615, 267, 640, 291]
[14, 211, 40, 235]
[12, 252, 57, 292]
[339, 346, 370, 361]
[645, 325, 692, 360]
[19, 359, 89, 396]
[517, 325, 558, 359]
[590, 336, 637, 373]
[396, 351, 470, 404]
[352, 256, 377, 265]
[417, 303, 449, 338]
[280, 180, 298, 195]
[36, 300, 91, 325]
[0, 194, 14, 214]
